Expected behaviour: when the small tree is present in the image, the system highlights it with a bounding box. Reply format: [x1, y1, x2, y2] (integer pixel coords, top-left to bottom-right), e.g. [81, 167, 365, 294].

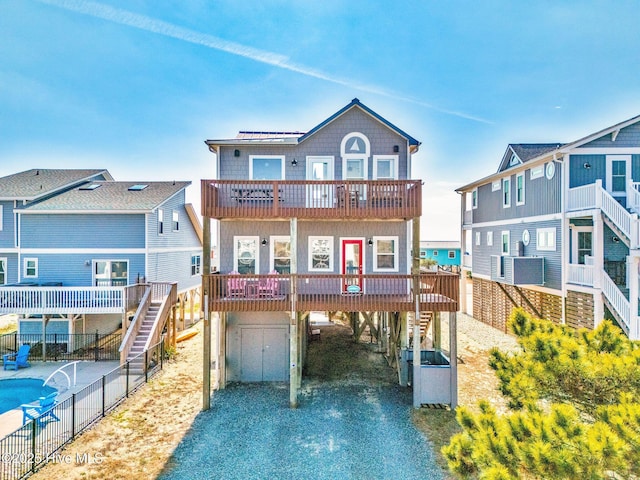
[443, 309, 640, 479]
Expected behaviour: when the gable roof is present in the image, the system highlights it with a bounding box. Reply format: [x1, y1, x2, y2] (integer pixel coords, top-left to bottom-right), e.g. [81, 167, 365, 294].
[205, 99, 420, 150]
[20, 181, 191, 213]
[560, 113, 640, 151]
[297, 98, 421, 148]
[497, 144, 562, 172]
[0, 169, 112, 201]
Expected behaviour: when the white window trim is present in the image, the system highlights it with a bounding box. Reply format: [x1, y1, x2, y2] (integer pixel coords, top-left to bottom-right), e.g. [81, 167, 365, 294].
[372, 155, 399, 180]
[475, 232, 481, 246]
[233, 236, 259, 274]
[0, 257, 6, 285]
[373, 236, 399, 272]
[433, 250, 439, 256]
[308, 236, 334, 272]
[0, 205, 3, 231]
[606, 154, 631, 197]
[472, 188, 478, 209]
[516, 172, 525, 206]
[172, 210, 179, 232]
[270, 235, 291, 273]
[492, 180, 501, 192]
[157, 209, 164, 235]
[501, 231, 510, 256]
[341, 132, 370, 180]
[249, 155, 285, 180]
[537, 227, 556, 251]
[448, 251, 455, 259]
[571, 226, 593, 264]
[503, 178, 511, 208]
[93, 259, 129, 286]
[530, 165, 544, 180]
[487, 231, 493, 246]
[191, 254, 201, 276]
[23, 257, 38, 278]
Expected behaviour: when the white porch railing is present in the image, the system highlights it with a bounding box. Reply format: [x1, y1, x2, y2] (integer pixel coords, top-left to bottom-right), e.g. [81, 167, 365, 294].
[602, 270, 631, 334]
[568, 180, 640, 249]
[567, 264, 594, 287]
[628, 181, 640, 214]
[0, 286, 124, 314]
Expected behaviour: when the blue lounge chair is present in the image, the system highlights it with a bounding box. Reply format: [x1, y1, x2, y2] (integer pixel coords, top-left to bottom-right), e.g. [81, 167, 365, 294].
[2, 344, 31, 370]
[21, 392, 60, 426]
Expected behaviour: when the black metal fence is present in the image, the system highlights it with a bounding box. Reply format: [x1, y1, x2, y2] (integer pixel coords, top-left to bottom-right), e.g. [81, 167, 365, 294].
[0, 340, 165, 480]
[0, 332, 120, 363]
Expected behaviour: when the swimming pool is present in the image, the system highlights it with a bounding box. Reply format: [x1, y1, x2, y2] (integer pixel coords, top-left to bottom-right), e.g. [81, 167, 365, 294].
[0, 378, 56, 415]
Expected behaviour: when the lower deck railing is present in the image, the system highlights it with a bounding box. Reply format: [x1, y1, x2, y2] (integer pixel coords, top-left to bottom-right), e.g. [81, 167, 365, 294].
[203, 272, 459, 312]
[0, 332, 120, 363]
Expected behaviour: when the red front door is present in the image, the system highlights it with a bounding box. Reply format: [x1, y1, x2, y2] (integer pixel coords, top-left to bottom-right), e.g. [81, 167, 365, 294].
[341, 239, 363, 293]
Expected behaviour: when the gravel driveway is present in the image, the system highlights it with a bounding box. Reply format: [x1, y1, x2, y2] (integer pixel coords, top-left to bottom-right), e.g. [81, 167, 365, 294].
[159, 379, 445, 480]
[159, 322, 447, 479]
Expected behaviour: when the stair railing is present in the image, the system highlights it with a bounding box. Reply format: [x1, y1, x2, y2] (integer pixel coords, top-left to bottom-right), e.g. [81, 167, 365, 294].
[143, 282, 177, 352]
[119, 284, 152, 364]
[602, 270, 631, 334]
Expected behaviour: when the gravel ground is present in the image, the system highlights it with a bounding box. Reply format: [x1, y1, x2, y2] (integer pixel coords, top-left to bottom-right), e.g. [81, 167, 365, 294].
[159, 322, 445, 480]
[158, 381, 444, 480]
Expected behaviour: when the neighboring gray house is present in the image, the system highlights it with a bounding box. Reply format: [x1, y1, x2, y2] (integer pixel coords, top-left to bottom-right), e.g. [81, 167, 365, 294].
[0, 169, 202, 357]
[201, 99, 460, 407]
[457, 115, 640, 340]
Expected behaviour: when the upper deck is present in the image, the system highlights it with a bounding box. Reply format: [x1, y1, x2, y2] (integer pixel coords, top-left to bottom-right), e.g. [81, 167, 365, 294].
[201, 179, 422, 220]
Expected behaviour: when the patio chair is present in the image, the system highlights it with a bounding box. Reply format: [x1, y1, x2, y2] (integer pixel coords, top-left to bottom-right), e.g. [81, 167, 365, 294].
[227, 271, 246, 297]
[258, 271, 279, 298]
[3, 344, 31, 371]
[21, 391, 60, 427]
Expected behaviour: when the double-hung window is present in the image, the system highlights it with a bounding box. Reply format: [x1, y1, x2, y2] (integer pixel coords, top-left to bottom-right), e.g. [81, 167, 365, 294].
[516, 173, 525, 205]
[172, 210, 179, 231]
[503, 178, 511, 208]
[373, 237, 398, 272]
[191, 255, 201, 276]
[158, 209, 164, 234]
[24, 258, 38, 278]
[373, 156, 398, 180]
[0, 258, 6, 284]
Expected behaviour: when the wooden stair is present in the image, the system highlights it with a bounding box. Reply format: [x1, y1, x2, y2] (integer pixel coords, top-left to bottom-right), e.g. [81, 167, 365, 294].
[126, 301, 161, 372]
[409, 311, 433, 347]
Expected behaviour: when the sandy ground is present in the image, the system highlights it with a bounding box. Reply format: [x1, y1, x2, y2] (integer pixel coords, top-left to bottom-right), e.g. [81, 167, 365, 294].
[30, 313, 517, 480]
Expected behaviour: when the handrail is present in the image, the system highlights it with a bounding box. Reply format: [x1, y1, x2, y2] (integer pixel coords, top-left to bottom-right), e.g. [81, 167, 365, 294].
[143, 282, 177, 351]
[119, 285, 152, 363]
[602, 269, 631, 333]
[43, 360, 80, 389]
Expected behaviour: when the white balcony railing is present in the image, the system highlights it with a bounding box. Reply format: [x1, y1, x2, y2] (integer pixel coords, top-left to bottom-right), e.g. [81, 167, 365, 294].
[0, 286, 124, 315]
[567, 264, 594, 287]
[568, 180, 640, 249]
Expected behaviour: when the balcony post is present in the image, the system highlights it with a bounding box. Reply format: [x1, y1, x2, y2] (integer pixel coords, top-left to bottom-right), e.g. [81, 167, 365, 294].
[412, 216, 421, 408]
[289, 217, 299, 408]
[202, 216, 212, 411]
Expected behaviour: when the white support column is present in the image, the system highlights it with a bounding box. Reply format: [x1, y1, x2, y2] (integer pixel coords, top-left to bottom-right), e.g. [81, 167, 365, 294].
[412, 309, 421, 408]
[593, 212, 605, 326]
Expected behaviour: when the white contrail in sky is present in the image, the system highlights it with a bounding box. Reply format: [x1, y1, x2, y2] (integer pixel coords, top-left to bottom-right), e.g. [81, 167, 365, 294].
[37, 0, 491, 124]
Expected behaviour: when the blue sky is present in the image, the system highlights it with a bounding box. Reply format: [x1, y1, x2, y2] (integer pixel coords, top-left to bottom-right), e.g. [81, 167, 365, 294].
[1, 0, 640, 240]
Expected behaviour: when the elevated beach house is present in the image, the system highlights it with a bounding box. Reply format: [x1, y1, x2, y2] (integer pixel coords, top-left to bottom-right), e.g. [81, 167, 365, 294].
[201, 99, 459, 407]
[457, 114, 640, 340]
[0, 169, 202, 362]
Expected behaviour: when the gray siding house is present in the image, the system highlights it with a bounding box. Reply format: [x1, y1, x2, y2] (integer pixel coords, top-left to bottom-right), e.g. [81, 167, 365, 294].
[0, 169, 202, 341]
[458, 115, 640, 340]
[202, 99, 460, 407]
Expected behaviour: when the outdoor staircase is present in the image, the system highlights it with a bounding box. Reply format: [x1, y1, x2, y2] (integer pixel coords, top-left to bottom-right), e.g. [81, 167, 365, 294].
[126, 301, 162, 373]
[409, 311, 433, 348]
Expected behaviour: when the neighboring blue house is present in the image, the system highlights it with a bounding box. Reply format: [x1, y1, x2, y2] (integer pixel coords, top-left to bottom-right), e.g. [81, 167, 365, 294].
[0, 169, 202, 341]
[419, 241, 461, 272]
[457, 115, 640, 340]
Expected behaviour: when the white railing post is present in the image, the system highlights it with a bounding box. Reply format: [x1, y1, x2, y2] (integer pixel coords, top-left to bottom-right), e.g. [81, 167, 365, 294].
[628, 256, 639, 340]
[595, 179, 602, 209]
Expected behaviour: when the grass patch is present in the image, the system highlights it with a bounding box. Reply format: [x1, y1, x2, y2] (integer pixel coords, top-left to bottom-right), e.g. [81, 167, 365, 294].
[412, 408, 461, 474]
